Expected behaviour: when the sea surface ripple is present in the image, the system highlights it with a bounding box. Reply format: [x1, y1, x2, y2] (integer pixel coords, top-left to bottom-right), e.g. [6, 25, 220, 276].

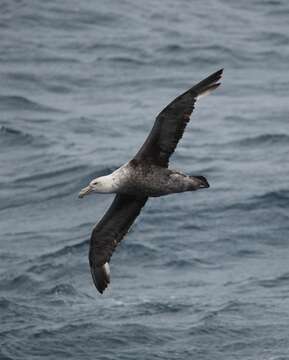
[1, 1, 289, 359]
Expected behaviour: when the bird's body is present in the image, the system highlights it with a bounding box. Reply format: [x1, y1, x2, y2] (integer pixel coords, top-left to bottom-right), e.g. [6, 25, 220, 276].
[102, 161, 209, 197]
[79, 69, 223, 293]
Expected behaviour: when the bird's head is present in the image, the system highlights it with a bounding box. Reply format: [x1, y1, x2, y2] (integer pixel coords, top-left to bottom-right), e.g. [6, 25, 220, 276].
[78, 175, 114, 198]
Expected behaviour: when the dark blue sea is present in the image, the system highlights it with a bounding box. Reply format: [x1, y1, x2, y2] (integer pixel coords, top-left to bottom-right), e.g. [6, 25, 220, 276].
[1, 1, 289, 359]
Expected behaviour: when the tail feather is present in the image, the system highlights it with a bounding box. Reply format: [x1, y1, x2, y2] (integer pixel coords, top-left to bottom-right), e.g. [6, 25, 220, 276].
[189, 175, 210, 189]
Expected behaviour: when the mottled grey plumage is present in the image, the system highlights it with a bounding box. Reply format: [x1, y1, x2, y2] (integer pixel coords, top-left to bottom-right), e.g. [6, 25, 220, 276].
[115, 160, 209, 197]
[80, 69, 223, 294]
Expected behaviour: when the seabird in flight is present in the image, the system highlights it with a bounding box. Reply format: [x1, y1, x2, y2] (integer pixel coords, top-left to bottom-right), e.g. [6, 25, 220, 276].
[79, 69, 223, 293]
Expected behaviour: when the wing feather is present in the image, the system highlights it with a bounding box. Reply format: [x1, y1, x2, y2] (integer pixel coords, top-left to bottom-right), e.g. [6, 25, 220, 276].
[134, 69, 223, 167]
[89, 194, 148, 293]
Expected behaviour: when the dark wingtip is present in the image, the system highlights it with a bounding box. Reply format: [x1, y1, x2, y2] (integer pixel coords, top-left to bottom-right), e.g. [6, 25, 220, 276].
[204, 68, 224, 83]
[214, 68, 224, 79]
[193, 69, 224, 96]
[90, 262, 110, 294]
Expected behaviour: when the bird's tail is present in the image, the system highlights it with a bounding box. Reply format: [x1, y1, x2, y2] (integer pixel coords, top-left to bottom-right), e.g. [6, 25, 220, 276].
[193, 69, 223, 99]
[90, 262, 110, 294]
[189, 175, 210, 189]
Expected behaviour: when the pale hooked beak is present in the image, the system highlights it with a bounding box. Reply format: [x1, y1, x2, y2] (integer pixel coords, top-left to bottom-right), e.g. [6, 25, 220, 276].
[79, 185, 93, 198]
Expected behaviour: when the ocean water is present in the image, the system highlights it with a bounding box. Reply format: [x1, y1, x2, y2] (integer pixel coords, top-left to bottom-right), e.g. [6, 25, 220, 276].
[1, 0, 289, 359]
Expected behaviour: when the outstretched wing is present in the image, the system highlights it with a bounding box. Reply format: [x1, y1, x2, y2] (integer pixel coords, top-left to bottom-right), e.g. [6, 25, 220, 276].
[89, 194, 148, 293]
[134, 69, 223, 167]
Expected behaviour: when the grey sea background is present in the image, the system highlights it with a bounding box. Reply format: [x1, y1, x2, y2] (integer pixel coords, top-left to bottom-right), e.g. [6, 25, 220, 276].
[1, 1, 289, 359]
